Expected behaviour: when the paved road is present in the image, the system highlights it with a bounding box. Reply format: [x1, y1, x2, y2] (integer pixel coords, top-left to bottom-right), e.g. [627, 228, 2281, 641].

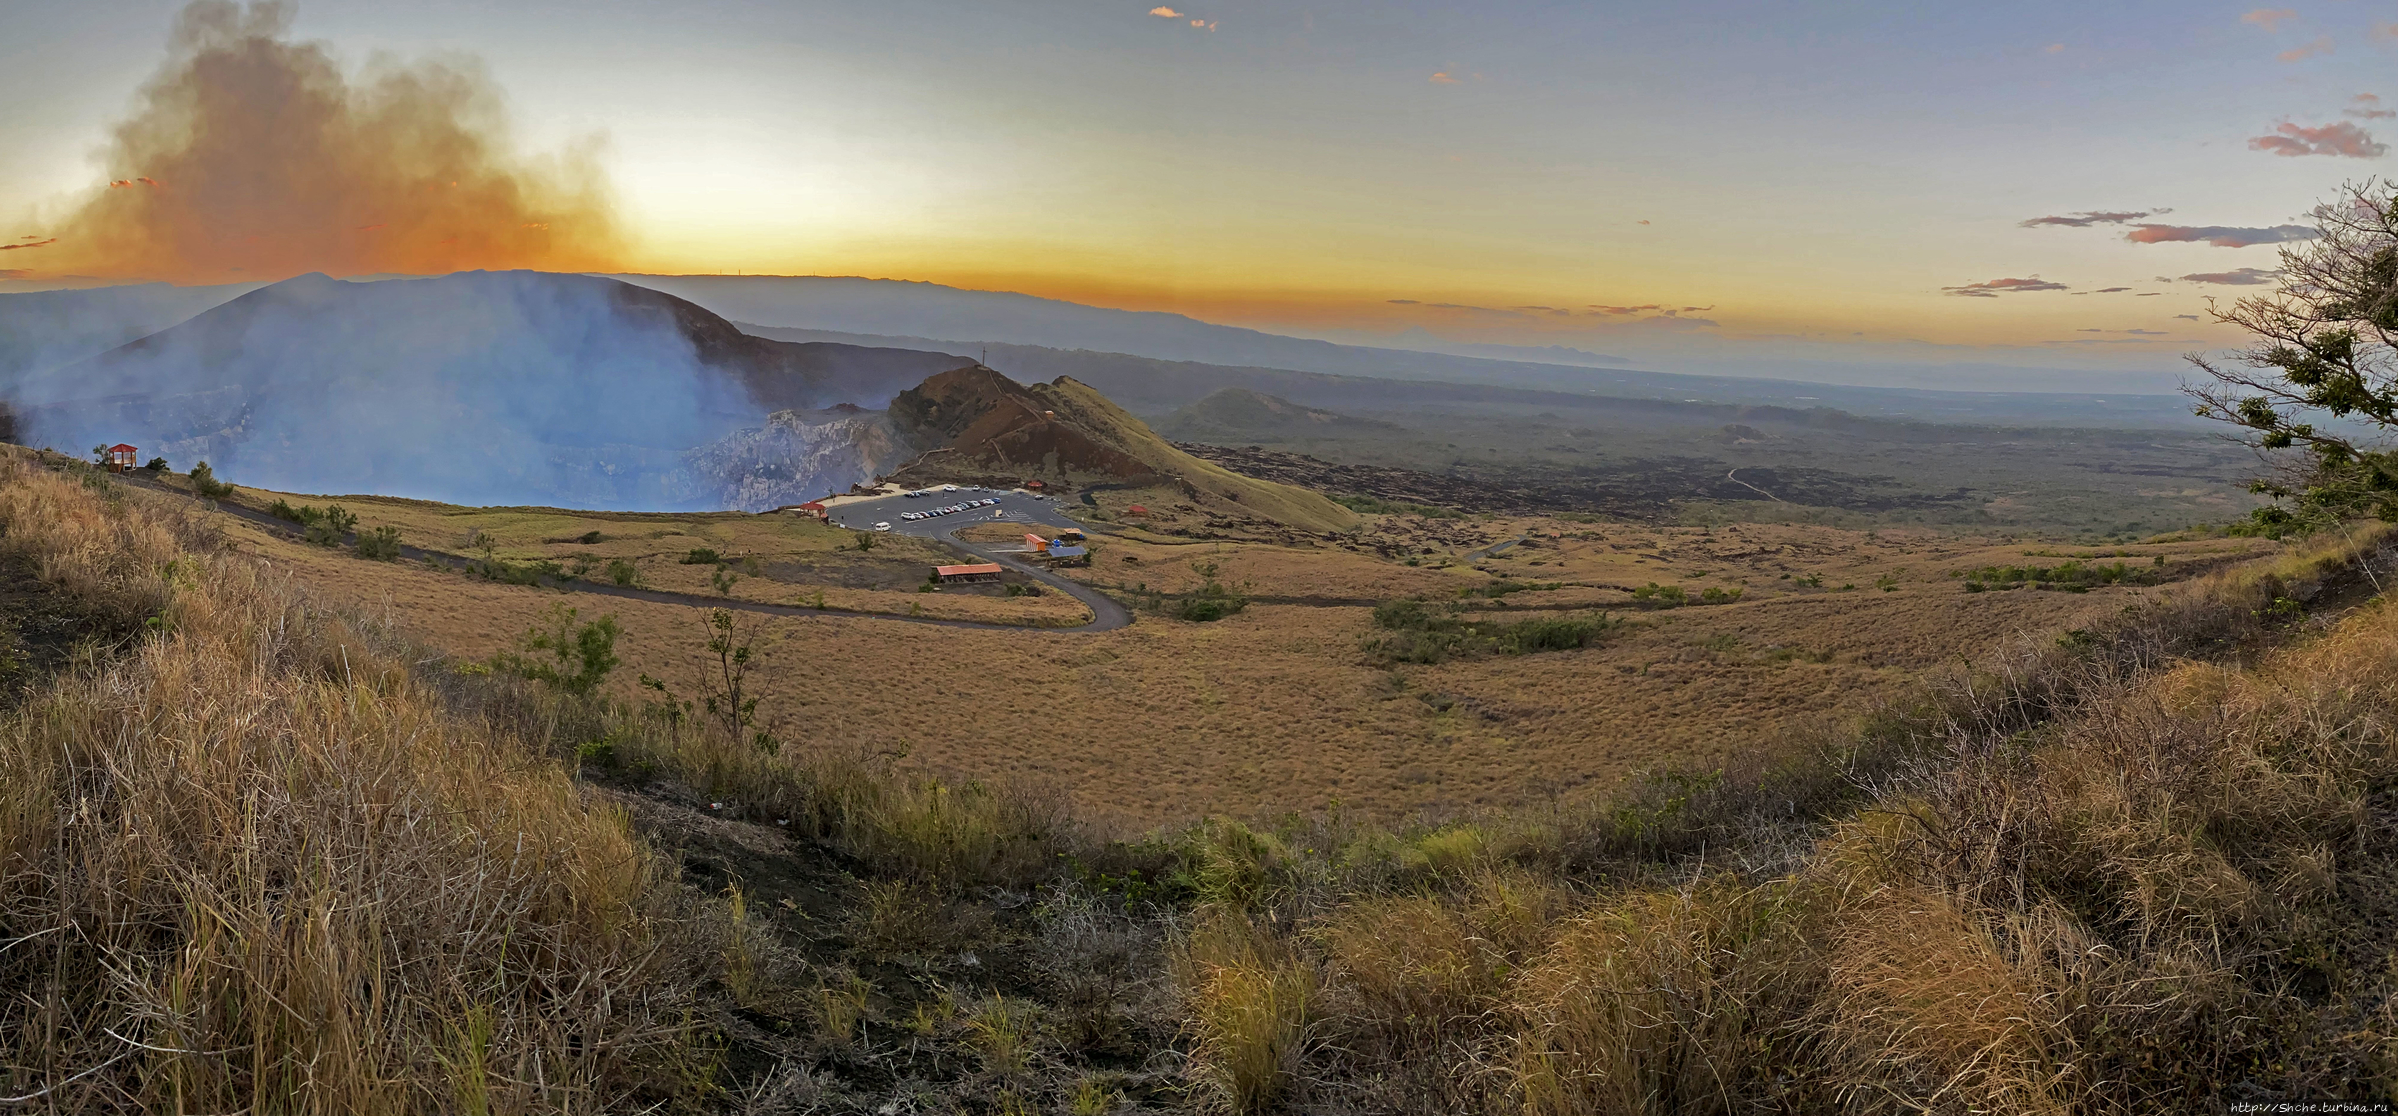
[829, 489, 1132, 632]
[117, 471, 1129, 634]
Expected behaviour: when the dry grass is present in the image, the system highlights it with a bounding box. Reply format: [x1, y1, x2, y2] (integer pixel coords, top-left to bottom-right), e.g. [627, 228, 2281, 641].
[0, 458, 715, 1111]
[201, 497, 2184, 826]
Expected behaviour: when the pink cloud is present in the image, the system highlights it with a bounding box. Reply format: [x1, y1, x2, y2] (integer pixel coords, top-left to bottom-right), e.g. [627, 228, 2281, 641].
[2124, 223, 2314, 247]
[2347, 94, 2395, 120]
[2277, 36, 2333, 62]
[2249, 120, 2387, 157]
[2241, 8, 2298, 31]
[1429, 71, 1459, 84]
[1943, 277, 2069, 297]
[1148, 6, 1183, 16]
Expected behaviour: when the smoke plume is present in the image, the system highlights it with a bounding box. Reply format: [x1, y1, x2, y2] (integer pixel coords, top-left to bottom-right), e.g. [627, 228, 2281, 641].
[28, 1, 619, 284]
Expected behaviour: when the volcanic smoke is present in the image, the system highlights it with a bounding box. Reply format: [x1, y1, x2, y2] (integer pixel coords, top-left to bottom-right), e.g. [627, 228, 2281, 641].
[25, 0, 620, 284]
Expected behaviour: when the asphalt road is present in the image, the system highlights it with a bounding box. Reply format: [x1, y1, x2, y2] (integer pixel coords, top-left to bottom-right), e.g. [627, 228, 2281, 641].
[829, 489, 1132, 632]
[116, 470, 1130, 634]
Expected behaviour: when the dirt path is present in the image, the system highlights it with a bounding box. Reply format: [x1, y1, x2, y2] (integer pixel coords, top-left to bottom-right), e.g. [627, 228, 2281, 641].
[1725, 467, 1783, 502]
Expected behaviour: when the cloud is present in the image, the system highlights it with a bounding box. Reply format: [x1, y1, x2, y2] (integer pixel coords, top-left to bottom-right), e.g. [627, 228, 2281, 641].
[2174, 314, 2202, 320]
[1636, 219, 1650, 225]
[1149, 6, 1183, 15]
[2124, 222, 2316, 247]
[26, 0, 620, 285]
[1589, 304, 1662, 315]
[2277, 36, 2333, 62]
[2242, 7, 2298, 31]
[2347, 93, 2395, 120]
[2249, 120, 2388, 157]
[1942, 277, 2069, 297]
[2077, 328, 2170, 335]
[2172, 268, 2279, 285]
[2136, 292, 2163, 296]
[1192, 19, 1216, 29]
[2092, 286, 2131, 293]
[2020, 210, 2161, 227]
[0, 238, 57, 251]
[2044, 42, 2066, 54]
[1429, 71, 1459, 84]
[1386, 298, 1419, 305]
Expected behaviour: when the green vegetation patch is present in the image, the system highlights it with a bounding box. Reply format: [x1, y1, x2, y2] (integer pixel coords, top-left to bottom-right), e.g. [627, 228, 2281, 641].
[1956, 557, 2163, 593]
[1364, 597, 1621, 664]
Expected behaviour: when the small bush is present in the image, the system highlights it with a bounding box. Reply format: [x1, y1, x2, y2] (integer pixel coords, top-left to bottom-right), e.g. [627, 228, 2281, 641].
[1365, 598, 1619, 663]
[578, 530, 604, 544]
[491, 603, 622, 696]
[302, 503, 358, 547]
[680, 547, 720, 565]
[355, 524, 402, 561]
[143, 456, 167, 473]
[188, 460, 235, 499]
[606, 558, 641, 587]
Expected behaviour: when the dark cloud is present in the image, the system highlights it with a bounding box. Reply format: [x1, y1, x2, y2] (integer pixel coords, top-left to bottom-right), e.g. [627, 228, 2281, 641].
[2125, 223, 2315, 247]
[1589, 304, 1662, 315]
[0, 239, 57, 252]
[2174, 314, 2202, 321]
[2019, 210, 2161, 228]
[2172, 268, 2279, 285]
[1386, 299, 1419, 304]
[1942, 277, 2069, 297]
[2249, 120, 2388, 158]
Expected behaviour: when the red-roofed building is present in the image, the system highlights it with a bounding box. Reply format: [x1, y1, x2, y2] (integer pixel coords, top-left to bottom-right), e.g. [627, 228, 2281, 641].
[934, 562, 1004, 584]
[106, 444, 138, 473]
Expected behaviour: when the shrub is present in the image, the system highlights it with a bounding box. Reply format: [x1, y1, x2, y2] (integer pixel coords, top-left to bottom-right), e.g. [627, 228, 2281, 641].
[1167, 559, 1249, 622]
[578, 530, 604, 544]
[143, 456, 167, 473]
[188, 460, 235, 499]
[1630, 583, 1688, 608]
[606, 558, 641, 587]
[302, 503, 358, 547]
[354, 524, 402, 561]
[1366, 598, 1619, 663]
[680, 547, 720, 565]
[491, 602, 622, 696]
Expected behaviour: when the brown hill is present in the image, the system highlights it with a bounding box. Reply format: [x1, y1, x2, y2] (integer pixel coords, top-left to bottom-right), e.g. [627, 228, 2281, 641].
[888, 366, 1361, 533]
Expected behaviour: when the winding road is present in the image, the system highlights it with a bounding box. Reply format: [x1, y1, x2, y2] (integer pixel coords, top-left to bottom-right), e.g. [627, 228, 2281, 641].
[120, 471, 1132, 634]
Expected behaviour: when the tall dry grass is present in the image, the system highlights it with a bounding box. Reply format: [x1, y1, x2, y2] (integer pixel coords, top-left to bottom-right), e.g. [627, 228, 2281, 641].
[0, 458, 714, 1111]
[1162, 527, 2398, 1113]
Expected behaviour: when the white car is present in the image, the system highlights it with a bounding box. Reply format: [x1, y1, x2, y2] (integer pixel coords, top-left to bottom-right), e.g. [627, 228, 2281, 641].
[873, 522, 891, 531]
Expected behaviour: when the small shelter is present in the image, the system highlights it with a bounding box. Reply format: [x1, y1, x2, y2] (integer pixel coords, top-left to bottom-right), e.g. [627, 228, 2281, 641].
[1125, 504, 1149, 517]
[106, 444, 138, 473]
[934, 562, 1004, 584]
[793, 500, 829, 521]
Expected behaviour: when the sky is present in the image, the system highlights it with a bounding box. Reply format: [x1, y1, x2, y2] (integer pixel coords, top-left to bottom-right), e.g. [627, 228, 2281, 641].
[3, 0, 2395, 387]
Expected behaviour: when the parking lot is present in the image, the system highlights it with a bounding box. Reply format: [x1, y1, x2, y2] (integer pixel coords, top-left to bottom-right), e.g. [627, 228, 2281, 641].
[826, 486, 1082, 541]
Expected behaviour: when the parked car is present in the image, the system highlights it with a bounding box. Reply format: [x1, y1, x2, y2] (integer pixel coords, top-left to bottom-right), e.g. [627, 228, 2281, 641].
[873, 522, 891, 531]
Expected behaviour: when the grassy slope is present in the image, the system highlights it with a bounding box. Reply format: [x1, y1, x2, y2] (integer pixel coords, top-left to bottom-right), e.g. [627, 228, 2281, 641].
[1032, 376, 1362, 533]
[2, 452, 2389, 1112]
